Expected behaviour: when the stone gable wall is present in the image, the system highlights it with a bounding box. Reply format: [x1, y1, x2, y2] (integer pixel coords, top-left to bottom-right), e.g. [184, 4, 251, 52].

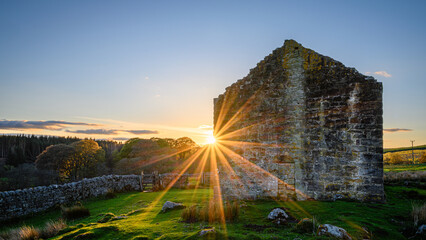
[214, 40, 384, 202]
[0, 175, 141, 221]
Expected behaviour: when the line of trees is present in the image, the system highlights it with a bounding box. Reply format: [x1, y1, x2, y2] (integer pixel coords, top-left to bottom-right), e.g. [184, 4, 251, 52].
[0, 135, 203, 191]
[0, 135, 81, 166]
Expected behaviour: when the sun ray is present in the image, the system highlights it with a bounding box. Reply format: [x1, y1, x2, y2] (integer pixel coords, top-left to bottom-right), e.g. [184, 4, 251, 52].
[141, 146, 207, 219]
[134, 146, 197, 169]
[216, 117, 287, 142]
[216, 142, 312, 217]
[214, 89, 240, 136]
[191, 145, 212, 201]
[209, 143, 227, 234]
[213, 144, 244, 190]
[215, 87, 264, 138]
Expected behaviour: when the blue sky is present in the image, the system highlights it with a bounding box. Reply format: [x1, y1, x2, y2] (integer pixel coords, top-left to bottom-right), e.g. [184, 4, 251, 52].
[0, 0, 425, 147]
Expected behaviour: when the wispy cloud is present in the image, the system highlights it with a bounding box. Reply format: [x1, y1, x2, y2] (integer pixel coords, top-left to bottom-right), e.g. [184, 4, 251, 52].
[113, 137, 130, 141]
[365, 71, 392, 78]
[126, 130, 159, 134]
[66, 128, 159, 135]
[383, 128, 412, 133]
[66, 129, 118, 135]
[198, 125, 213, 130]
[0, 120, 98, 130]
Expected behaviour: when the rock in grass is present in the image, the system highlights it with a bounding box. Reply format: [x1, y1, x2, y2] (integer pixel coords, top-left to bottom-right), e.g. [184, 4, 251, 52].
[268, 208, 289, 225]
[267, 208, 289, 220]
[294, 218, 314, 233]
[417, 224, 426, 235]
[199, 227, 215, 236]
[162, 201, 185, 212]
[317, 224, 352, 240]
[112, 215, 128, 220]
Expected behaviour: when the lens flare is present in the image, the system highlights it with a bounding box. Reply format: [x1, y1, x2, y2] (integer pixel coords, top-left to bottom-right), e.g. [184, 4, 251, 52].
[207, 135, 216, 144]
[206, 130, 216, 144]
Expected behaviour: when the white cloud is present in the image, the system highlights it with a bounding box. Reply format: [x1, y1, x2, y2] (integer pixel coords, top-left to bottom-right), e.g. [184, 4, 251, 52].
[145, 76, 149, 80]
[365, 71, 392, 78]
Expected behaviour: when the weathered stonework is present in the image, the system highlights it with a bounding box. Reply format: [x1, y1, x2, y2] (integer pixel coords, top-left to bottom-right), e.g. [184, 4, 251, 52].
[214, 40, 384, 202]
[0, 175, 141, 221]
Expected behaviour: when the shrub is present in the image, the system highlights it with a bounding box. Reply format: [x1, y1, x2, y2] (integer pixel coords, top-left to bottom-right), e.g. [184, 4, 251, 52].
[19, 226, 40, 240]
[61, 205, 90, 220]
[105, 188, 116, 199]
[40, 219, 67, 239]
[181, 205, 199, 223]
[412, 202, 426, 226]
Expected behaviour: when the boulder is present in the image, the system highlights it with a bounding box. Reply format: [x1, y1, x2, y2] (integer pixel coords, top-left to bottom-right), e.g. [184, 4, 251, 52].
[317, 224, 352, 240]
[161, 201, 185, 212]
[267, 208, 288, 220]
[199, 227, 215, 236]
[267, 208, 289, 225]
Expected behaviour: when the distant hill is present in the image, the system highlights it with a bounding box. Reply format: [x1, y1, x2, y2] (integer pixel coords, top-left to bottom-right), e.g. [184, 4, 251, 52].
[384, 144, 426, 153]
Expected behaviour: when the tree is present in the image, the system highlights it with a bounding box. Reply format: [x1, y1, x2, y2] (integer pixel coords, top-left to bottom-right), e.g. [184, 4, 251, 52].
[70, 140, 105, 180]
[419, 153, 426, 164]
[173, 137, 198, 160]
[388, 153, 405, 165]
[35, 144, 75, 176]
[35, 140, 105, 182]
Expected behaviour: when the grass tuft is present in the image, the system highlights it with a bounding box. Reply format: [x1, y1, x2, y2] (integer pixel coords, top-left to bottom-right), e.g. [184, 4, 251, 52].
[61, 204, 90, 220]
[181, 205, 198, 223]
[19, 226, 40, 240]
[40, 219, 67, 239]
[181, 200, 240, 223]
[412, 202, 426, 226]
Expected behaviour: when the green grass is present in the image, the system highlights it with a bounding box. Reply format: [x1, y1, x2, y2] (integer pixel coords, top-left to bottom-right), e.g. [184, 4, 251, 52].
[1, 186, 425, 239]
[384, 163, 426, 172]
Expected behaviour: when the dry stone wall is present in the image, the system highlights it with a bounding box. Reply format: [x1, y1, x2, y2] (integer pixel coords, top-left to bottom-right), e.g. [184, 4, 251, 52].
[0, 175, 141, 221]
[214, 40, 384, 202]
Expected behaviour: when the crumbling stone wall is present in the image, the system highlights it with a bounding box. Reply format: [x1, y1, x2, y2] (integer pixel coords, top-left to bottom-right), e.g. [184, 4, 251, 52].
[0, 175, 141, 221]
[214, 40, 384, 202]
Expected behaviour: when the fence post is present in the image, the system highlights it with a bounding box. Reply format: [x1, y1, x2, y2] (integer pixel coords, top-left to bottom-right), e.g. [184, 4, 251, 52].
[153, 171, 159, 191]
[140, 171, 144, 192]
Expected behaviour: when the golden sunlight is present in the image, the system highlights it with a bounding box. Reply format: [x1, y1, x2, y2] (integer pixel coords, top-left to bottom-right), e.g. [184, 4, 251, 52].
[205, 130, 216, 144]
[207, 135, 216, 144]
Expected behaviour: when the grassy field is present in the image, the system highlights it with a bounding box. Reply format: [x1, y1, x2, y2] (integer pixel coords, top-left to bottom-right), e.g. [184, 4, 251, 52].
[1, 186, 425, 240]
[384, 163, 426, 172]
[383, 150, 426, 164]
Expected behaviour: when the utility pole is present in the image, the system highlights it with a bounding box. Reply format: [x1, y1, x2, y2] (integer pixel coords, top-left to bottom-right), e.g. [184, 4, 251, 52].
[410, 140, 415, 164]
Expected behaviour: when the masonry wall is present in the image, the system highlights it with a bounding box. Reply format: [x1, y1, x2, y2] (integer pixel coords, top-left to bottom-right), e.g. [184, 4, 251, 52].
[213, 40, 384, 202]
[0, 175, 141, 221]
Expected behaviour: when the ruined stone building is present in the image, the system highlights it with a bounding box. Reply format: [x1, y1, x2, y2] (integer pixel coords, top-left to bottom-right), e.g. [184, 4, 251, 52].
[213, 40, 384, 202]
